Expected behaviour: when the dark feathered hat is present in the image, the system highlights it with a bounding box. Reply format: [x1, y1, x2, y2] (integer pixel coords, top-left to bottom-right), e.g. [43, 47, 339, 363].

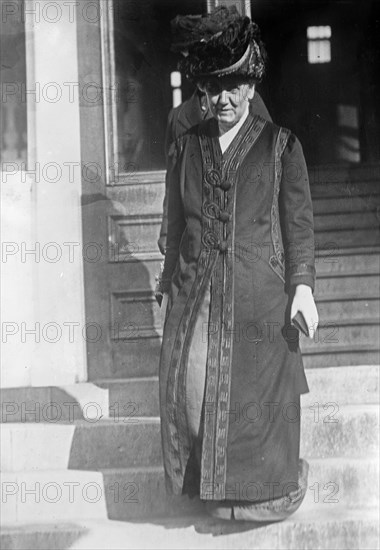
[171, 6, 266, 83]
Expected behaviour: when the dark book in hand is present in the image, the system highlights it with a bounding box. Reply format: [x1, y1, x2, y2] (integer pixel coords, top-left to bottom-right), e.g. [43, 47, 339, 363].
[291, 311, 309, 337]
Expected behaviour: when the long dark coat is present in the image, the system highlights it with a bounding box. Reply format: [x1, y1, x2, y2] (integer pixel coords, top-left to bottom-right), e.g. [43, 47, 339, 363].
[159, 113, 315, 504]
[159, 90, 272, 248]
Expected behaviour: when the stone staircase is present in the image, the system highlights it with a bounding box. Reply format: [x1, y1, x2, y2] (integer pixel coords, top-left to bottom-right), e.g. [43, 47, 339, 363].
[1, 365, 379, 548]
[1, 164, 380, 549]
[301, 165, 380, 368]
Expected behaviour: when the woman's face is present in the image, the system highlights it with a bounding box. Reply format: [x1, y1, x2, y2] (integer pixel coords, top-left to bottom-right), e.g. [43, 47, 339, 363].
[202, 77, 255, 130]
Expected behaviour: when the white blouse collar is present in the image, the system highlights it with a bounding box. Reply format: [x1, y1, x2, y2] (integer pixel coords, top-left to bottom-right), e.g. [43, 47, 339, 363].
[218, 107, 250, 154]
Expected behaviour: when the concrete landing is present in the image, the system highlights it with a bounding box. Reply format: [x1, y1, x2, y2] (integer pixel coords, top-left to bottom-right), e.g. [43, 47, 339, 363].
[2, 508, 379, 550]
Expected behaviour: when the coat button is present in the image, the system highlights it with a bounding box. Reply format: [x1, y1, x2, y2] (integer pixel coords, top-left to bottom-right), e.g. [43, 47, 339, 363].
[219, 240, 229, 252]
[220, 180, 232, 191]
[219, 211, 231, 223]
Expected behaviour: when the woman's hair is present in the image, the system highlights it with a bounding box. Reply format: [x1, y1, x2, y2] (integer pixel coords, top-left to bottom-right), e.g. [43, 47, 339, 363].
[197, 75, 257, 92]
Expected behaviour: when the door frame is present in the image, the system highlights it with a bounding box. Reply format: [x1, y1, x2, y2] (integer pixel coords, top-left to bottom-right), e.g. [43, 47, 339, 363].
[99, 0, 166, 188]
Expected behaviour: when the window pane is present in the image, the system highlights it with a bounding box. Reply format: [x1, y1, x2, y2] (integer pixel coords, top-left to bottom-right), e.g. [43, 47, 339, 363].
[307, 25, 331, 40]
[308, 39, 331, 64]
[113, 0, 205, 172]
[0, 0, 28, 169]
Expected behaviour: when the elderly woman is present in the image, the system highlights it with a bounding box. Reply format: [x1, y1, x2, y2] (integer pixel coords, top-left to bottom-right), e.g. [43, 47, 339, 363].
[158, 7, 318, 521]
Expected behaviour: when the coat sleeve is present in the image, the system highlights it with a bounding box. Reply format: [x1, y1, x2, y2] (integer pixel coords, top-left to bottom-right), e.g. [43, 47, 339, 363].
[160, 138, 187, 293]
[279, 133, 316, 291]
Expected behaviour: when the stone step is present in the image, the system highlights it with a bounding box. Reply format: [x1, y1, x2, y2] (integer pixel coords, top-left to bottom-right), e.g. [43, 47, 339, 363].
[315, 297, 379, 321]
[310, 185, 380, 201]
[314, 273, 379, 297]
[97, 457, 379, 520]
[314, 248, 380, 275]
[309, 167, 380, 195]
[2, 360, 378, 426]
[304, 457, 379, 510]
[301, 346, 380, 368]
[301, 365, 379, 406]
[99, 466, 203, 520]
[314, 211, 379, 232]
[0, 419, 163, 471]
[299, 318, 380, 349]
[310, 184, 380, 200]
[314, 227, 380, 249]
[4, 457, 376, 527]
[1, 523, 86, 550]
[1, 470, 108, 525]
[96, 365, 379, 419]
[68, 418, 163, 470]
[312, 194, 380, 214]
[2, 405, 378, 472]
[0, 383, 109, 423]
[300, 404, 379, 458]
[19, 456, 370, 524]
[96, 377, 160, 418]
[1, 508, 379, 550]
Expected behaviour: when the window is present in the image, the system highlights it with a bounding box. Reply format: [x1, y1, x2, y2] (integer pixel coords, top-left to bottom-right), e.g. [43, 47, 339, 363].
[307, 26, 331, 64]
[171, 71, 182, 109]
[112, 0, 205, 174]
[0, 0, 28, 169]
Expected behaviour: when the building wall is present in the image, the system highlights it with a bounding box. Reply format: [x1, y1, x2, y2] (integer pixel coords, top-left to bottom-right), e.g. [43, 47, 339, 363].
[1, 0, 87, 387]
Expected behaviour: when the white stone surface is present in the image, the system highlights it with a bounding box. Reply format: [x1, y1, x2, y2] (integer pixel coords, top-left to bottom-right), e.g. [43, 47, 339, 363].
[1, 0, 87, 387]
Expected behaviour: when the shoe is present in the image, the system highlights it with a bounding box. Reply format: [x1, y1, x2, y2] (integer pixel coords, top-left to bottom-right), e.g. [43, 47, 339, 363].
[233, 459, 309, 521]
[204, 459, 309, 522]
[204, 501, 234, 520]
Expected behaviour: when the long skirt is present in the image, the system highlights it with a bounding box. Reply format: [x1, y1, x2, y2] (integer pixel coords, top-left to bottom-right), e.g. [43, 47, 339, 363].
[178, 284, 309, 521]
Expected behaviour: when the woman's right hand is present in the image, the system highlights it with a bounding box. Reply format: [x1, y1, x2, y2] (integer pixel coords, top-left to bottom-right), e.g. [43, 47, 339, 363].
[291, 284, 319, 340]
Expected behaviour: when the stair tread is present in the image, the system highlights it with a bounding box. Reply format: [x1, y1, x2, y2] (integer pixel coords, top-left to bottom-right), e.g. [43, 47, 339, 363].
[72, 417, 160, 426]
[95, 376, 159, 385]
[316, 317, 380, 326]
[315, 294, 380, 302]
[313, 195, 380, 201]
[93, 365, 379, 386]
[5, 365, 379, 388]
[3, 506, 379, 528]
[1, 522, 85, 533]
[301, 343, 380, 352]
[317, 245, 380, 254]
[98, 465, 165, 474]
[2, 508, 379, 550]
[315, 225, 380, 231]
[318, 245, 380, 253]
[313, 196, 380, 203]
[304, 456, 380, 463]
[94, 456, 379, 475]
[316, 270, 380, 278]
[2, 403, 378, 428]
[0, 417, 160, 429]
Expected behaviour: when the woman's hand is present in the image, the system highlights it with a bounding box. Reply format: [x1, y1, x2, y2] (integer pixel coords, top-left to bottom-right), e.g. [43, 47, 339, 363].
[290, 284, 319, 339]
[160, 293, 169, 327]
